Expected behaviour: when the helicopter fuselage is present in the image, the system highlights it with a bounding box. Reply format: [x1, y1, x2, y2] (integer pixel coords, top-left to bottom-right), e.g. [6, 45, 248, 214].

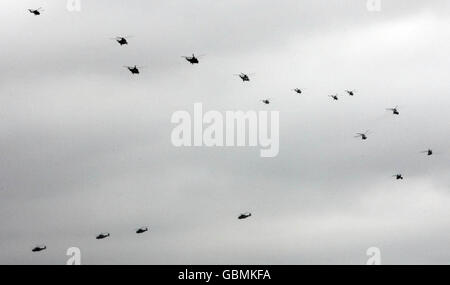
[117, 38, 128, 45]
[96, 234, 110, 239]
[240, 75, 249, 81]
[136, 228, 148, 234]
[32, 246, 46, 252]
[186, 57, 199, 64]
[238, 213, 252, 219]
[128, 67, 139, 74]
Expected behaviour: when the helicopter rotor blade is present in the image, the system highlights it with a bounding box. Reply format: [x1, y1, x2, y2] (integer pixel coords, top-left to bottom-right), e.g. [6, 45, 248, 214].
[32, 243, 46, 249]
[110, 35, 132, 40]
[135, 227, 148, 231]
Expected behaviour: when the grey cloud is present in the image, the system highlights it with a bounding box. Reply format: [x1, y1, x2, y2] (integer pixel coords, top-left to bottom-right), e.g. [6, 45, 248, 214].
[0, 0, 449, 264]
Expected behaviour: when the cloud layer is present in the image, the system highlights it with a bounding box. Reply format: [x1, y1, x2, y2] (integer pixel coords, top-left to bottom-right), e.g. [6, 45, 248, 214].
[0, 0, 449, 264]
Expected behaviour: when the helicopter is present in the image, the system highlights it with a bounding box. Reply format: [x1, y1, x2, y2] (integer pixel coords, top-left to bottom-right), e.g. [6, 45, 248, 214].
[355, 131, 369, 140]
[96, 233, 110, 240]
[345, 90, 356, 96]
[261, 99, 271, 105]
[293, 88, 303, 94]
[28, 8, 43, 15]
[421, 149, 433, 156]
[124, 65, 142, 74]
[329, 94, 339, 101]
[136, 226, 149, 234]
[111, 36, 131, 46]
[393, 174, 404, 180]
[238, 212, 252, 220]
[32, 245, 47, 252]
[386, 106, 400, 115]
[235, 73, 252, 82]
[182, 54, 204, 64]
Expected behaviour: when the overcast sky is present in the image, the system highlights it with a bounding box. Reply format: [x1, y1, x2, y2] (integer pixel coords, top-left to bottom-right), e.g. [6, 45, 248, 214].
[0, 0, 449, 264]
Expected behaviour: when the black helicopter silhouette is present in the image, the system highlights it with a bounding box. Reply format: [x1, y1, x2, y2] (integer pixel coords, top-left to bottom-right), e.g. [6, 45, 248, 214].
[386, 106, 400, 115]
[136, 226, 149, 234]
[345, 90, 356, 96]
[28, 8, 43, 15]
[112, 36, 131, 46]
[124, 65, 142, 74]
[393, 174, 404, 180]
[355, 131, 369, 140]
[329, 94, 339, 101]
[32, 245, 46, 252]
[96, 233, 110, 240]
[182, 54, 204, 64]
[261, 99, 271, 105]
[293, 88, 303, 94]
[238, 212, 252, 220]
[235, 73, 252, 82]
[421, 149, 433, 156]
